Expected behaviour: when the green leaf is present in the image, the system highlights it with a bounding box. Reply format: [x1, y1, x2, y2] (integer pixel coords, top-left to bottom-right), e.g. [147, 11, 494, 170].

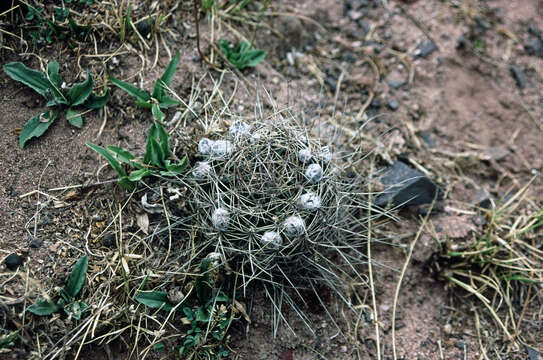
[151, 52, 180, 100]
[242, 49, 266, 68]
[151, 103, 165, 121]
[135, 100, 153, 109]
[64, 301, 88, 320]
[110, 76, 150, 103]
[155, 121, 172, 159]
[86, 89, 110, 109]
[68, 70, 94, 106]
[219, 39, 232, 58]
[3, 62, 52, 98]
[107, 146, 135, 164]
[143, 122, 167, 167]
[46, 61, 62, 88]
[28, 300, 59, 316]
[66, 109, 83, 128]
[128, 169, 152, 181]
[68, 17, 91, 40]
[63, 254, 88, 298]
[158, 96, 180, 108]
[118, 176, 136, 191]
[86, 143, 127, 178]
[19, 109, 59, 149]
[0, 330, 19, 349]
[164, 156, 188, 175]
[135, 291, 174, 311]
[195, 258, 212, 304]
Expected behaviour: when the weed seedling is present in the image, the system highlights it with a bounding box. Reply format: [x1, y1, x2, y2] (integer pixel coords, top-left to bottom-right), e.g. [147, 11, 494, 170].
[86, 121, 188, 191]
[218, 39, 266, 70]
[109, 52, 180, 121]
[3, 61, 109, 148]
[28, 255, 89, 320]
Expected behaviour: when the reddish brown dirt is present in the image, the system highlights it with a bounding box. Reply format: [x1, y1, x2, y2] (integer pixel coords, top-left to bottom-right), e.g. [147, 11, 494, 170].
[1, 0, 542, 359]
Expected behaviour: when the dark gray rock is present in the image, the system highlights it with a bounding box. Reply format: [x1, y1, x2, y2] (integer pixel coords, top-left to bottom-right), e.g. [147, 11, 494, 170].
[387, 99, 399, 111]
[29, 237, 43, 248]
[375, 161, 443, 209]
[388, 79, 406, 89]
[414, 40, 438, 58]
[419, 131, 436, 148]
[102, 233, 116, 247]
[5, 253, 23, 270]
[525, 37, 543, 58]
[325, 76, 336, 92]
[510, 65, 527, 89]
[136, 18, 154, 37]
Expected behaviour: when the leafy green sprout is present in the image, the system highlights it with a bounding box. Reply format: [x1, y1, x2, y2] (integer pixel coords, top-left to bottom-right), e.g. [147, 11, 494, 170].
[86, 121, 188, 191]
[134, 258, 231, 359]
[28, 255, 89, 320]
[109, 52, 180, 121]
[3, 61, 109, 148]
[218, 39, 266, 70]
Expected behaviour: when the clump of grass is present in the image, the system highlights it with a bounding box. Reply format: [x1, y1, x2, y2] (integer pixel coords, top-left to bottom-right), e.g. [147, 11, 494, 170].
[434, 181, 543, 351]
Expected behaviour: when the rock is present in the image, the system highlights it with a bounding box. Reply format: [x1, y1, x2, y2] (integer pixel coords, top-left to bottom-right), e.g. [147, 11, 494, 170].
[525, 37, 543, 58]
[136, 18, 154, 37]
[419, 131, 435, 148]
[347, 10, 363, 21]
[388, 79, 406, 89]
[472, 214, 487, 226]
[102, 233, 116, 247]
[342, 51, 357, 63]
[472, 188, 493, 209]
[358, 20, 371, 34]
[325, 76, 336, 92]
[510, 65, 527, 89]
[387, 99, 399, 111]
[525, 345, 541, 360]
[29, 237, 43, 248]
[414, 40, 437, 58]
[375, 161, 443, 208]
[5, 253, 23, 270]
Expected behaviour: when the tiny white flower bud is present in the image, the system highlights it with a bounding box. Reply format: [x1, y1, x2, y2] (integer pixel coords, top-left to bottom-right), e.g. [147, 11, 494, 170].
[305, 163, 323, 183]
[299, 192, 321, 211]
[260, 231, 283, 248]
[229, 120, 250, 137]
[319, 146, 332, 164]
[198, 138, 213, 155]
[298, 148, 312, 164]
[283, 216, 305, 237]
[207, 252, 222, 261]
[211, 140, 233, 158]
[192, 161, 211, 179]
[212, 208, 230, 231]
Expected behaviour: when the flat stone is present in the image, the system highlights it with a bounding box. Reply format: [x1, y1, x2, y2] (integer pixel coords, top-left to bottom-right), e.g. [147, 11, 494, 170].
[414, 40, 438, 58]
[387, 99, 399, 111]
[419, 131, 436, 148]
[510, 65, 527, 89]
[375, 161, 443, 208]
[525, 37, 543, 58]
[29, 237, 43, 248]
[5, 253, 23, 270]
[388, 79, 406, 89]
[525, 345, 541, 360]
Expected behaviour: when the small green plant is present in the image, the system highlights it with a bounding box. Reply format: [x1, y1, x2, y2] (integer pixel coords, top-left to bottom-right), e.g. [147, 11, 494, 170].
[109, 52, 180, 121]
[24, 4, 91, 46]
[86, 121, 188, 191]
[0, 330, 19, 349]
[3, 61, 109, 148]
[218, 39, 266, 70]
[28, 255, 89, 320]
[135, 258, 231, 359]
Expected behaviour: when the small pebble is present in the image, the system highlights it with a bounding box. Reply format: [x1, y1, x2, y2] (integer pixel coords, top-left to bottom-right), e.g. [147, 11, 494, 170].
[387, 99, 399, 111]
[29, 237, 43, 248]
[414, 40, 438, 58]
[101, 233, 116, 247]
[5, 253, 23, 270]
